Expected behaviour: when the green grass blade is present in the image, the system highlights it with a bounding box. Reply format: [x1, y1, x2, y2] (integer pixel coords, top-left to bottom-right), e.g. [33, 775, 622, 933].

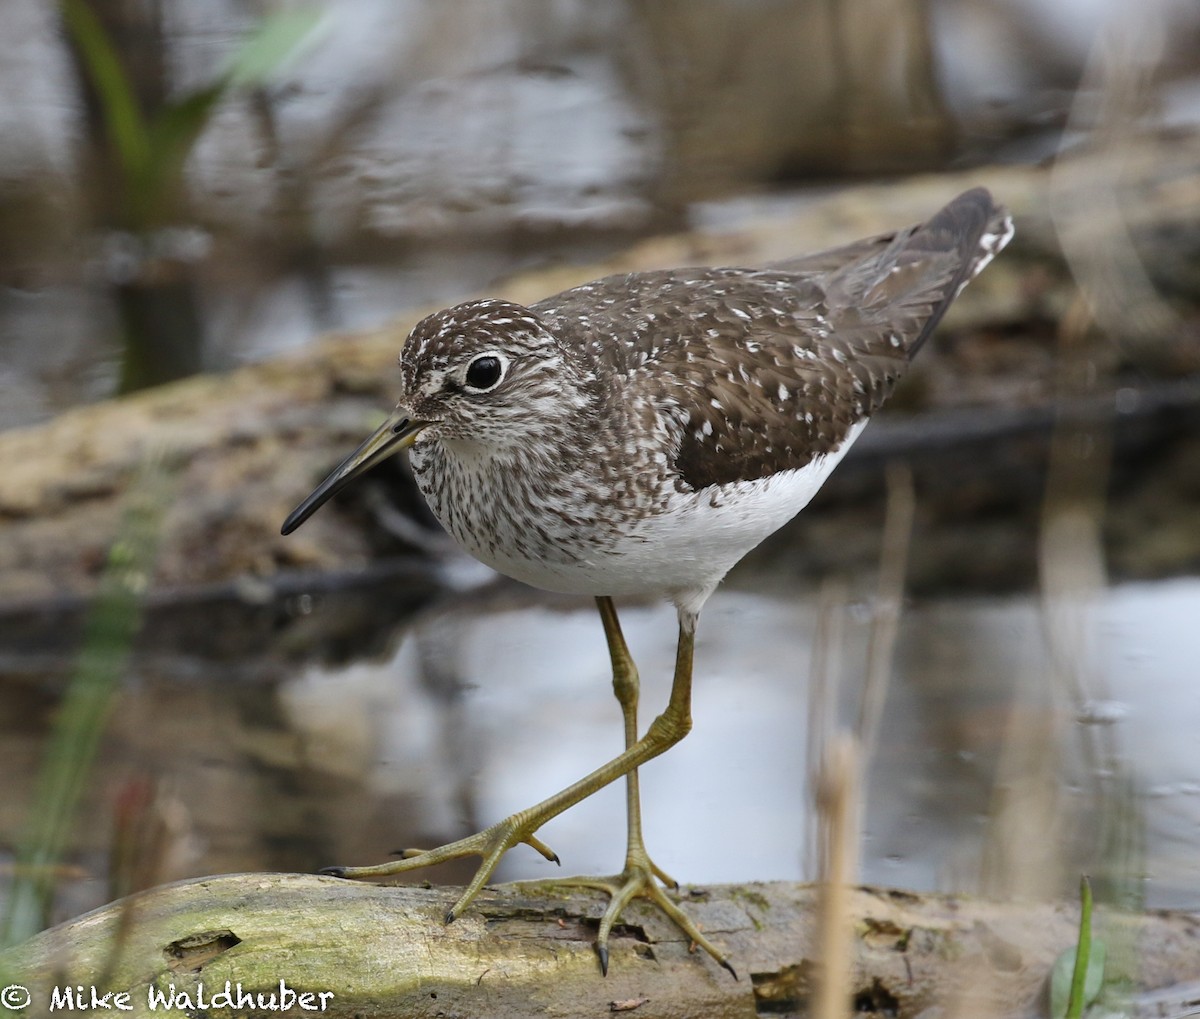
[1050, 875, 1107, 1019]
[0, 458, 170, 948]
[1065, 875, 1094, 1019]
[139, 82, 224, 216]
[60, 0, 151, 181]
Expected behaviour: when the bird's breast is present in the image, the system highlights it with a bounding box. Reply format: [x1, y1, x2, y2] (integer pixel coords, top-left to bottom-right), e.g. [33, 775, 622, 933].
[406, 419, 868, 601]
[409, 440, 649, 592]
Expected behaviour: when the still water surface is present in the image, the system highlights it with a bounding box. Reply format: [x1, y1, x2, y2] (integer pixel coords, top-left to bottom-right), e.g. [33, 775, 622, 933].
[6, 574, 1196, 927]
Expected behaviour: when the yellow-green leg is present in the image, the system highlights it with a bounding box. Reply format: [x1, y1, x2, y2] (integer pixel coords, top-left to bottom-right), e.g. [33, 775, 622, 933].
[320, 600, 734, 976]
[597, 593, 680, 895]
[552, 597, 730, 975]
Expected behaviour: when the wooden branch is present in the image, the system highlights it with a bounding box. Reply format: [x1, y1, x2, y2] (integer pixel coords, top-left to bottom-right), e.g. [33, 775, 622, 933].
[4, 874, 1200, 1018]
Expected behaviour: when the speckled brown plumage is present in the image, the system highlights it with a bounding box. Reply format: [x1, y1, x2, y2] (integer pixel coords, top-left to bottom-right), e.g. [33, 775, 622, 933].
[285, 188, 1012, 612]
[527, 187, 1010, 491]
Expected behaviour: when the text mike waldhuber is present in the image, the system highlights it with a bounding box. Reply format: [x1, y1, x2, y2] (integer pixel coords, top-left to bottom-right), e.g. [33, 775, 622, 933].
[49, 979, 335, 1011]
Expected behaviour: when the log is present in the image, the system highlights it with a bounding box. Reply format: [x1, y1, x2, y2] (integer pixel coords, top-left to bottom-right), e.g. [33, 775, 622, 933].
[4, 874, 1200, 1018]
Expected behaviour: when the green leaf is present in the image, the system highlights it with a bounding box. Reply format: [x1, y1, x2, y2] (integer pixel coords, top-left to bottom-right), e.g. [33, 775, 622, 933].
[60, 3, 320, 227]
[138, 82, 226, 216]
[1049, 941, 1107, 1018]
[224, 7, 323, 88]
[60, 0, 151, 179]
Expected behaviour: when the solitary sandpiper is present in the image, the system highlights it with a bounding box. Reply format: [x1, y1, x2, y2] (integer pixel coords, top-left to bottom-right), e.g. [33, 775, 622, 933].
[282, 187, 1013, 976]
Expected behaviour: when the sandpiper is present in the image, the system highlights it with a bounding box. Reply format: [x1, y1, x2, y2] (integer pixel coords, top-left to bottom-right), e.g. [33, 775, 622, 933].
[282, 187, 1013, 975]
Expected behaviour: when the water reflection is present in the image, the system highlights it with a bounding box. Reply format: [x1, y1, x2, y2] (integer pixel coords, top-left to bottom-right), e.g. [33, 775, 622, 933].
[3, 576, 1197, 928]
[273, 576, 1200, 903]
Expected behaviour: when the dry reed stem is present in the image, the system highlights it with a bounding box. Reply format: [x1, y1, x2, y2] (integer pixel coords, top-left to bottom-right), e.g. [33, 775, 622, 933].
[812, 735, 860, 1019]
[809, 463, 914, 1016]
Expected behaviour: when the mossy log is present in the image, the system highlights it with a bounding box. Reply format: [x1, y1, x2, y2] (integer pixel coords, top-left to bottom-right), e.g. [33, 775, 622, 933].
[4, 874, 1200, 1018]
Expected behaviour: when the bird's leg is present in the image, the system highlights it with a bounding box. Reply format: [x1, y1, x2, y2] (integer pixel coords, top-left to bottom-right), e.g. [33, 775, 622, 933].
[321, 605, 733, 974]
[598, 594, 678, 890]
[549, 598, 731, 974]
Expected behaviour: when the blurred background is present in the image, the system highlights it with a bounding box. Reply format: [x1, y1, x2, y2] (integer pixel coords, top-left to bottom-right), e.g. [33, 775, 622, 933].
[2, 0, 1199, 956]
[4, 0, 1198, 423]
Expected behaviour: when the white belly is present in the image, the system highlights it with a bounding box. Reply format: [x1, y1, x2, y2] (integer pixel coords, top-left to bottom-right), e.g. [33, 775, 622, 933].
[415, 420, 868, 614]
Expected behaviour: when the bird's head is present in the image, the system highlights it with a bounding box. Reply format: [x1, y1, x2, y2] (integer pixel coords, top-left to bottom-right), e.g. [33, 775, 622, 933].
[281, 299, 594, 534]
[396, 299, 591, 446]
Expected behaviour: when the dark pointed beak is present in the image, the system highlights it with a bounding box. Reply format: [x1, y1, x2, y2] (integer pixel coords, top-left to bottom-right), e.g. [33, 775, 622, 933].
[281, 409, 429, 535]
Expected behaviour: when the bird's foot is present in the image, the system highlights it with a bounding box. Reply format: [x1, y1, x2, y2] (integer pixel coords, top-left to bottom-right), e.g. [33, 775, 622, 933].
[319, 816, 560, 923]
[541, 854, 736, 978]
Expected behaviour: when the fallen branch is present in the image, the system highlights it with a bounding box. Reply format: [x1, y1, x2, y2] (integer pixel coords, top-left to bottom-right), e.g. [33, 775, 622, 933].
[4, 874, 1200, 1018]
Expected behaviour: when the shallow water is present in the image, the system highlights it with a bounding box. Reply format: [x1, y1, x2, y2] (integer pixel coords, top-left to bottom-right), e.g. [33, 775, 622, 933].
[285, 578, 1199, 901]
[5, 573, 1196, 928]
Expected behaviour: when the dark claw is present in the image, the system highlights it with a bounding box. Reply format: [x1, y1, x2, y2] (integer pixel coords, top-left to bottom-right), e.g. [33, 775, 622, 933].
[552, 852, 561, 866]
[318, 866, 347, 878]
[720, 959, 739, 981]
[444, 909, 457, 925]
[596, 943, 609, 977]
[389, 848, 409, 857]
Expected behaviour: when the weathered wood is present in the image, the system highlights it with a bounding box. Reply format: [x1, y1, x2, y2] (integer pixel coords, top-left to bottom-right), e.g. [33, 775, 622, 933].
[5, 874, 1200, 1018]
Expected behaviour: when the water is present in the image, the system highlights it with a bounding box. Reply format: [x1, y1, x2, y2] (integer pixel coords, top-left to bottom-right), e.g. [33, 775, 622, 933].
[5, 573, 1197, 928]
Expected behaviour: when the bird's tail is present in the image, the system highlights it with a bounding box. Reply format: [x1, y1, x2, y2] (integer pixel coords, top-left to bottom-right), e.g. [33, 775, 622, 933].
[890, 188, 1014, 355]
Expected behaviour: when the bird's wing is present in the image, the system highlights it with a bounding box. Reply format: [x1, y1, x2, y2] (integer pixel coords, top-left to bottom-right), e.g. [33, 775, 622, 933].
[537, 189, 1012, 491]
[668, 192, 1011, 489]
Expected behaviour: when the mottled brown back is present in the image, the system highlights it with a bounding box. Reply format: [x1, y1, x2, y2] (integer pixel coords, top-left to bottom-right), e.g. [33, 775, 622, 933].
[535, 188, 1011, 490]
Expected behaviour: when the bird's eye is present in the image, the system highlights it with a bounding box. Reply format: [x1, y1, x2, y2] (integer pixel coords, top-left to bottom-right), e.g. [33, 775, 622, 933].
[464, 355, 504, 391]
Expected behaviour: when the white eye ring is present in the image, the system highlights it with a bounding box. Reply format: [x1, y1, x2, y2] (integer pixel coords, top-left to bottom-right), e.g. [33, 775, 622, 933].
[461, 351, 508, 392]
